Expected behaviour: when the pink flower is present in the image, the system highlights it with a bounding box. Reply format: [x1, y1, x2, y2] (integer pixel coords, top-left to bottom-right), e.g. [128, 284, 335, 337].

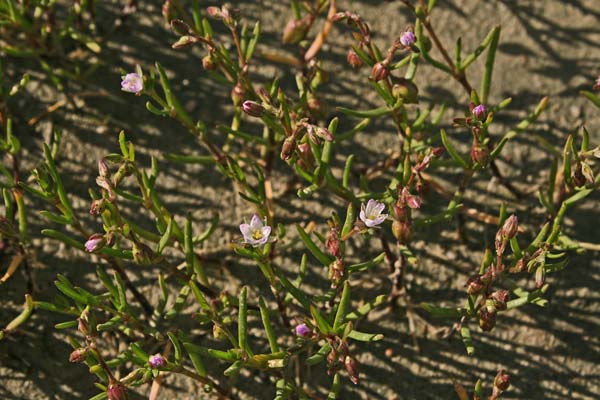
[295, 323, 312, 337]
[472, 104, 487, 119]
[359, 200, 388, 228]
[120, 72, 143, 93]
[240, 214, 271, 246]
[84, 234, 105, 253]
[400, 31, 416, 47]
[148, 353, 166, 369]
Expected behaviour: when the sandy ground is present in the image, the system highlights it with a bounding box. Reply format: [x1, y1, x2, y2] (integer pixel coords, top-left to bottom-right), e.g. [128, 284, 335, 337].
[1, 0, 599, 399]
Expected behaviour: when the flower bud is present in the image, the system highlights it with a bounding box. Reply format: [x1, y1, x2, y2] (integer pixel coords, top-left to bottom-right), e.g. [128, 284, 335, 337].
[535, 265, 545, 288]
[344, 355, 359, 385]
[171, 19, 192, 36]
[593, 76, 600, 90]
[491, 289, 509, 311]
[280, 137, 295, 161]
[282, 16, 310, 44]
[89, 199, 106, 215]
[69, 347, 88, 363]
[241, 101, 265, 117]
[326, 227, 340, 257]
[172, 35, 198, 49]
[472, 104, 487, 120]
[148, 353, 167, 369]
[78, 315, 91, 336]
[392, 220, 410, 244]
[295, 323, 312, 337]
[326, 347, 338, 368]
[470, 139, 490, 166]
[400, 187, 421, 209]
[514, 257, 526, 272]
[202, 54, 216, 71]
[107, 381, 128, 400]
[230, 83, 244, 107]
[494, 369, 510, 391]
[478, 306, 496, 332]
[465, 275, 484, 295]
[494, 230, 506, 257]
[206, 6, 221, 18]
[132, 242, 152, 265]
[392, 78, 419, 103]
[347, 49, 363, 68]
[84, 233, 105, 253]
[432, 147, 445, 157]
[161, 0, 172, 22]
[328, 258, 344, 287]
[98, 159, 109, 177]
[400, 30, 416, 47]
[213, 324, 228, 341]
[501, 215, 518, 240]
[297, 141, 314, 168]
[371, 62, 389, 82]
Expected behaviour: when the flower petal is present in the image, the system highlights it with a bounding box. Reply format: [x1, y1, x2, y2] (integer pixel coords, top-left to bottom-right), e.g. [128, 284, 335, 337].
[372, 215, 388, 226]
[249, 214, 263, 230]
[239, 223, 252, 241]
[359, 208, 367, 225]
[373, 201, 386, 214]
[365, 199, 376, 214]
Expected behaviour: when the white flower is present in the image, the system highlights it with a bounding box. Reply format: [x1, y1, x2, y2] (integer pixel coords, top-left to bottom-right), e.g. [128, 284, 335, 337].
[240, 214, 271, 246]
[359, 199, 388, 228]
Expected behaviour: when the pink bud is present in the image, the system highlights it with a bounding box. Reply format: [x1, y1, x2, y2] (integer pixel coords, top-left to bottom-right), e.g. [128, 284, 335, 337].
[472, 104, 487, 119]
[107, 381, 128, 400]
[465, 275, 484, 295]
[400, 30, 416, 47]
[98, 159, 109, 177]
[282, 16, 311, 44]
[84, 233, 105, 253]
[149, 353, 167, 369]
[501, 215, 518, 239]
[241, 101, 265, 117]
[371, 62, 389, 82]
[295, 323, 312, 337]
[494, 369, 510, 391]
[344, 355, 359, 385]
[491, 289, 509, 310]
[69, 348, 88, 363]
[347, 49, 363, 68]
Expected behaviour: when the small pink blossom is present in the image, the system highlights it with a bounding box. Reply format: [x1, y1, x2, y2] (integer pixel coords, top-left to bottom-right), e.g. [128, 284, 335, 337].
[359, 199, 388, 228]
[148, 353, 166, 369]
[84, 234, 105, 253]
[400, 31, 416, 47]
[240, 214, 271, 246]
[295, 323, 312, 337]
[121, 72, 143, 93]
[472, 104, 487, 119]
